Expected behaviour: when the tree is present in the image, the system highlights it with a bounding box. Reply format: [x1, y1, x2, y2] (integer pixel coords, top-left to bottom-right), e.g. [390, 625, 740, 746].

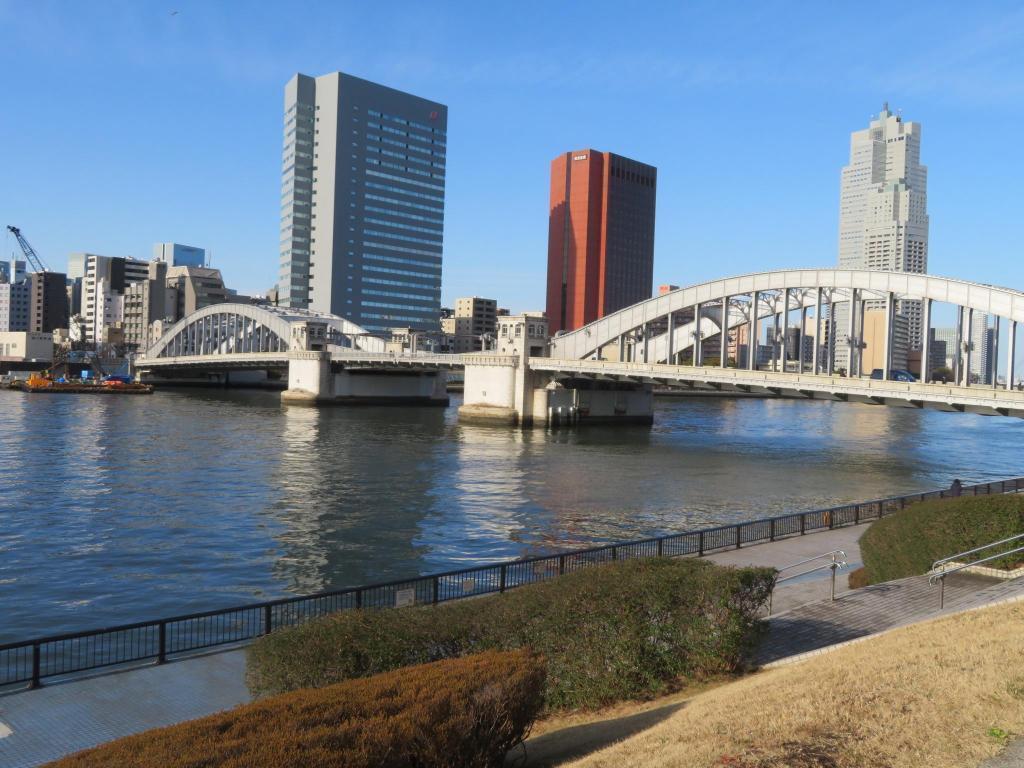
[931, 366, 954, 384]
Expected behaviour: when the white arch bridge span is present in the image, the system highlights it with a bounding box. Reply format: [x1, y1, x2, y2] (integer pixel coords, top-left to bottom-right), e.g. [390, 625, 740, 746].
[136, 271, 1024, 422]
[461, 269, 1024, 425]
[137, 303, 458, 404]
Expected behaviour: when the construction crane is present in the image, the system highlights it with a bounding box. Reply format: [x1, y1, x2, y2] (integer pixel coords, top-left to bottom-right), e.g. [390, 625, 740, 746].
[6, 225, 49, 273]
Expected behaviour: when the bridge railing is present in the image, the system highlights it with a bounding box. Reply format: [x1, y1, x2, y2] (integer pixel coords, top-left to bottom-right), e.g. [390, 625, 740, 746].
[2, 476, 1021, 690]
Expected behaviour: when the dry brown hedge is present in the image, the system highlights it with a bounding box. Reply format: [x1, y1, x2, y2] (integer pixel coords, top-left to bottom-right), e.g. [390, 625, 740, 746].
[45, 649, 545, 768]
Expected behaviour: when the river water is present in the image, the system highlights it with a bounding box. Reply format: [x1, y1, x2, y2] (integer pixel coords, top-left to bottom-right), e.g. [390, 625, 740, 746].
[1, 388, 1021, 642]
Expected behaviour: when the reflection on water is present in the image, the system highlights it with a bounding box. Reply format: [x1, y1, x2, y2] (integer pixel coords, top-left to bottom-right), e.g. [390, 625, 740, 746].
[0, 388, 1021, 641]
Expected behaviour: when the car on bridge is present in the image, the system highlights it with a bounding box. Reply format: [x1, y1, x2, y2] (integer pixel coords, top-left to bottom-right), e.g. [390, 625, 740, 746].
[870, 369, 916, 382]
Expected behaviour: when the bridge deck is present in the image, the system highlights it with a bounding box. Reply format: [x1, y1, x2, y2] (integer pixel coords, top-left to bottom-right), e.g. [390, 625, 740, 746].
[530, 359, 1024, 417]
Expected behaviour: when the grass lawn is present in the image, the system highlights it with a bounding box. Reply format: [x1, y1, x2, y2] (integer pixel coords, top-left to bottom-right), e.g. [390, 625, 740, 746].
[561, 599, 1024, 768]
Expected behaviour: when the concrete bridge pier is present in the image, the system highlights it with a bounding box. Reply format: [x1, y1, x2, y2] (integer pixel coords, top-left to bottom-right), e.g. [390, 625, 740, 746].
[544, 382, 654, 426]
[281, 351, 333, 404]
[282, 350, 449, 406]
[458, 313, 654, 427]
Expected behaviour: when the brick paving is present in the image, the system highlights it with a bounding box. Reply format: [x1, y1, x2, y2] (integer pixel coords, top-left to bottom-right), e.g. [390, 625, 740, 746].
[756, 571, 1024, 666]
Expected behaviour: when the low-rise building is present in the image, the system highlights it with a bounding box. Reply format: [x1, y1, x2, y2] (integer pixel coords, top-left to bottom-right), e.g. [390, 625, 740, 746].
[495, 313, 548, 357]
[123, 262, 175, 350]
[0, 331, 54, 362]
[168, 265, 229, 317]
[122, 263, 230, 351]
[445, 297, 498, 353]
[0, 281, 30, 332]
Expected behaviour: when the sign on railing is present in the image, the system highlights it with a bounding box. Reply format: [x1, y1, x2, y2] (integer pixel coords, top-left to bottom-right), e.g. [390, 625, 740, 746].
[2, 476, 1021, 690]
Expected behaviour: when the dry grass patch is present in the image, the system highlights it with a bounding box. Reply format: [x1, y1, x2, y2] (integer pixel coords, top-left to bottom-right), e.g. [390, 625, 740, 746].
[566, 600, 1024, 768]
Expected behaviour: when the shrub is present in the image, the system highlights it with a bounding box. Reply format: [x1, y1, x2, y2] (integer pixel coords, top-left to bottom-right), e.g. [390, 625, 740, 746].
[847, 566, 869, 590]
[247, 557, 774, 710]
[46, 650, 545, 768]
[859, 494, 1024, 585]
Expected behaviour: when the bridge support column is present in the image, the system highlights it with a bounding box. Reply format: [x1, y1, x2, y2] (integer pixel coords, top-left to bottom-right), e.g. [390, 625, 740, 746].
[798, 305, 807, 373]
[282, 351, 332, 404]
[965, 307, 974, 387]
[771, 307, 781, 372]
[812, 288, 822, 374]
[921, 298, 932, 383]
[693, 304, 702, 366]
[781, 290, 791, 373]
[666, 313, 674, 365]
[856, 295, 867, 377]
[883, 292, 894, 381]
[846, 290, 857, 377]
[954, 306, 964, 385]
[720, 296, 730, 368]
[992, 317, 1000, 389]
[1008, 321, 1018, 391]
[748, 291, 759, 371]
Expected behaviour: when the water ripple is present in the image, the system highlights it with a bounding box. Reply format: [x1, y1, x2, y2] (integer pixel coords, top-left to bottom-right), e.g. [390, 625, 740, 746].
[0, 388, 1020, 641]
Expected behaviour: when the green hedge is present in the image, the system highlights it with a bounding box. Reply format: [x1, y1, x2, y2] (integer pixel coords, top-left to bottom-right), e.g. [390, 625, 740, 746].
[48, 650, 544, 768]
[859, 494, 1024, 585]
[247, 557, 774, 710]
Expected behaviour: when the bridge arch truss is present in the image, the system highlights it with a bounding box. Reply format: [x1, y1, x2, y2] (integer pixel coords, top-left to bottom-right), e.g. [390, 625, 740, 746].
[146, 303, 385, 360]
[549, 269, 1024, 391]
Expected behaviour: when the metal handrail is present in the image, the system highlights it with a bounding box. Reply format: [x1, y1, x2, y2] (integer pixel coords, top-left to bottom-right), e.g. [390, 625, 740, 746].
[931, 532, 1024, 571]
[928, 542, 1024, 608]
[1, 475, 1021, 691]
[768, 550, 848, 615]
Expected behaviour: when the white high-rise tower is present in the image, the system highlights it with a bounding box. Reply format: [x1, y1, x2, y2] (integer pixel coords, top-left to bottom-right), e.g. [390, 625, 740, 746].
[836, 105, 929, 368]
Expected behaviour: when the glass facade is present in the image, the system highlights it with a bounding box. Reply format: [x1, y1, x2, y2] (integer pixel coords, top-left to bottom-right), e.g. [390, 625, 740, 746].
[278, 73, 446, 333]
[279, 77, 317, 309]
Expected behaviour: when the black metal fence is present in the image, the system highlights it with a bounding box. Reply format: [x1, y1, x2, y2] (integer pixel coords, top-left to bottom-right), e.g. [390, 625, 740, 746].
[3, 476, 1022, 691]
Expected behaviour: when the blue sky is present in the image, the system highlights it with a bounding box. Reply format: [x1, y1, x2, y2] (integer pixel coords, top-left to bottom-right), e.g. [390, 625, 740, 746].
[1, 1, 1023, 312]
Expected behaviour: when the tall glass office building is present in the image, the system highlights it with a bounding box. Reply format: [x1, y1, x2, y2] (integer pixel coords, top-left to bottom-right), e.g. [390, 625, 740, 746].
[278, 72, 447, 332]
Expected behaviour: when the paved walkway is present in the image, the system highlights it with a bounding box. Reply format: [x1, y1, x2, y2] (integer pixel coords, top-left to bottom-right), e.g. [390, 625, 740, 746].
[0, 650, 249, 768]
[756, 569, 1024, 666]
[978, 738, 1024, 768]
[0, 521, 1018, 767]
[707, 524, 865, 615]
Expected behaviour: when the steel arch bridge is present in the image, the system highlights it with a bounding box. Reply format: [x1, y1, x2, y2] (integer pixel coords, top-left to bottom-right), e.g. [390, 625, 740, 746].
[145, 303, 386, 361]
[135, 271, 1024, 419]
[549, 268, 1024, 385]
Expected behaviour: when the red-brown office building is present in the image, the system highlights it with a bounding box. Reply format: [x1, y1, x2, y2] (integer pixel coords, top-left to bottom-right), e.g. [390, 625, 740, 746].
[545, 149, 657, 333]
